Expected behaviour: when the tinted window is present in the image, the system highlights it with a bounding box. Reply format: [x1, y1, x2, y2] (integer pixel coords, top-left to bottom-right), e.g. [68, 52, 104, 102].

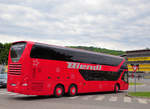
[30, 43, 123, 66]
[121, 61, 128, 69]
[79, 69, 122, 81]
[11, 43, 26, 62]
[121, 71, 128, 83]
[30, 44, 73, 62]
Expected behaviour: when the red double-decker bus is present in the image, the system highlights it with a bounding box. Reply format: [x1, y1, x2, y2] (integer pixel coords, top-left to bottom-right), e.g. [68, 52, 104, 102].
[7, 41, 128, 97]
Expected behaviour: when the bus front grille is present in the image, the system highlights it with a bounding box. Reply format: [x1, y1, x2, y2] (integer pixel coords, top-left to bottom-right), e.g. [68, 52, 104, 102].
[9, 63, 22, 75]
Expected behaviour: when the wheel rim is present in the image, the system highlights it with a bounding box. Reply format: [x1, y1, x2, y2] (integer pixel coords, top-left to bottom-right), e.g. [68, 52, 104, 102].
[70, 87, 76, 95]
[56, 87, 63, 96]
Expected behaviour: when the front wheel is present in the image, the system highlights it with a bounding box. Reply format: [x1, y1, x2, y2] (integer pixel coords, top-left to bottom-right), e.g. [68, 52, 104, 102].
[68, 85, 77, 96]
[114, 84, 119, 93]
[54, 85, 64, 97]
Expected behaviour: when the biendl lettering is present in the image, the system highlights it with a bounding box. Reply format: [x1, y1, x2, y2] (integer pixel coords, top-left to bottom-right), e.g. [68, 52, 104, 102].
[67, 62, 102, 71]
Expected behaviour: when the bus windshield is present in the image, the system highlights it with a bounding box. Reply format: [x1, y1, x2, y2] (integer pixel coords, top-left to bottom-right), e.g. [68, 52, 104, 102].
[10, 43, 26, 62]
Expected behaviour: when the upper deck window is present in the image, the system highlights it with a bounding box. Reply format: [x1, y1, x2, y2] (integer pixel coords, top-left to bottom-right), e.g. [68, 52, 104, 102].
[10, 43, 26, 62]
[30, 43, 123, 66]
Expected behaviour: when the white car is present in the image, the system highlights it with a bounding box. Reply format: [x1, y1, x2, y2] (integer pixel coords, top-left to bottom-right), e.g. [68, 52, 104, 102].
[0, 74, 7, 88]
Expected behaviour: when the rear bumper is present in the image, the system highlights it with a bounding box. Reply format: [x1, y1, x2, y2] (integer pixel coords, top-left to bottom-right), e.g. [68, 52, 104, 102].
[7, 84, 52, 95]
[7, 87, 50, 95]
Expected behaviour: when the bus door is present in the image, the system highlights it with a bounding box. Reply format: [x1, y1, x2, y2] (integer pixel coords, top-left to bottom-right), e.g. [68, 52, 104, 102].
[120, 71, 128, 90]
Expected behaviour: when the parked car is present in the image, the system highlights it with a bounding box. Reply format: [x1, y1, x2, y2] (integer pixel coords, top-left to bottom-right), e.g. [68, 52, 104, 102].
[0, 74, 7, 88]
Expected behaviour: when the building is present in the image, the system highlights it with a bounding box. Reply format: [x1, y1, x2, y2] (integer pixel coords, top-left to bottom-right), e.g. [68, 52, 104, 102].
[125, 49, 150, 78]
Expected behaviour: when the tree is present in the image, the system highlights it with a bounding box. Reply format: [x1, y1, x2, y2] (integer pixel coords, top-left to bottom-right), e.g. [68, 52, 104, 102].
[68, 46, 125, 56]
[0, 43, 11, 65]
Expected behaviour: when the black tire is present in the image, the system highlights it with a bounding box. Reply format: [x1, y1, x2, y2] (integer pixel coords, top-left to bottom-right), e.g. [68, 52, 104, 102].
[68, 85, 77, 96]
[114, 84, 119, 93]
[54, 85, 64, 97]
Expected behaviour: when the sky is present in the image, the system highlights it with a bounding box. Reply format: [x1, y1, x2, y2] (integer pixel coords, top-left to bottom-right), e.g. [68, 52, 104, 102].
[0, 0, 150, 51]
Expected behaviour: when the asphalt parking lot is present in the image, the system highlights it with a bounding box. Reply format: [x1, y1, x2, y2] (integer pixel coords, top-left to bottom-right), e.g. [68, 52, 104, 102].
[0, 79, 150, 109]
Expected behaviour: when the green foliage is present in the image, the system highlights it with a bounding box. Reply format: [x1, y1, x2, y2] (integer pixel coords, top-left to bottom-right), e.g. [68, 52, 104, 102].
[0, 42, 11, 65]
[129, 82, 144, 86]
[128, 92, 150, 98]
[68, 46, 125, 56]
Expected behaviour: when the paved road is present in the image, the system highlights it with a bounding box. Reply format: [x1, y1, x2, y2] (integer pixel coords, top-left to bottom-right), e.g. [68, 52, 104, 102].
[0, 89, 150, 109]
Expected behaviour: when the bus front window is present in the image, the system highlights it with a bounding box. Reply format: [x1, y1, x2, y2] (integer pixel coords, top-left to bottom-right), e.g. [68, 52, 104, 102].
[10, 43, 26, 62]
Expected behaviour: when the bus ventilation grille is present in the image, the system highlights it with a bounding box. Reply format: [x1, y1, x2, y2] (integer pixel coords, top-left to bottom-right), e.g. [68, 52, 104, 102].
[9, 63, 22, 75]
[31, 82, 43, 91]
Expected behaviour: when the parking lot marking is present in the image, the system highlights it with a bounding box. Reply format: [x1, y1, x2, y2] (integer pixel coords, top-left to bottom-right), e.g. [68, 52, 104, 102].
[137, 98, 148, 104]
[94, 96, 105, 101]
[81, 96, 92, 100]
[0, 90, 23, 96]
[0, 92, 7, 94]
[124, 97, 132, 103]
[0, 90, 7, 95]
[68, 96, 79, 99]
[109, 96, 117, 102]
[0, 89, 150, 105]
[7, 92, 18, 96]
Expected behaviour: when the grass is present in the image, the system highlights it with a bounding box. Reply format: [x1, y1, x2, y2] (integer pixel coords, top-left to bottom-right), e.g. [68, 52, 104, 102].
[128, 92, 150, 98]
[129, 82, 144, 86]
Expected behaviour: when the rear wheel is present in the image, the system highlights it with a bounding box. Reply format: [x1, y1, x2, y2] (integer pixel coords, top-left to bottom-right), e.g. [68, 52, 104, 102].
[54, 85, 64, 97]
[68, 85, 77, 96]
[114, 84, 119, 93]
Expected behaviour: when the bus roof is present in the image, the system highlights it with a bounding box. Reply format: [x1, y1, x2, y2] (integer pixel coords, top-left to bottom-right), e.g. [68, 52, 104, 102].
[12, 41, 124, 60]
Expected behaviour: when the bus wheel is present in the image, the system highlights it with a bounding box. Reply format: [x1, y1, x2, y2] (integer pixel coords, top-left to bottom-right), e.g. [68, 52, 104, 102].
[68, 85, 77, 96]
[54, 85, 64, 97]
[114, 84, 119, 93]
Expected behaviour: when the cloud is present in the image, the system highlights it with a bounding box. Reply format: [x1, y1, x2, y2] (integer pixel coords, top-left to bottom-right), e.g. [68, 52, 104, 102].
[0, 0, 150, 50]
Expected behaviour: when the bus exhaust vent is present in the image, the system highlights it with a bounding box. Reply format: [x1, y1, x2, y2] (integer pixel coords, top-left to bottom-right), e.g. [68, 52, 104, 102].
[9, 63, 22, 75]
